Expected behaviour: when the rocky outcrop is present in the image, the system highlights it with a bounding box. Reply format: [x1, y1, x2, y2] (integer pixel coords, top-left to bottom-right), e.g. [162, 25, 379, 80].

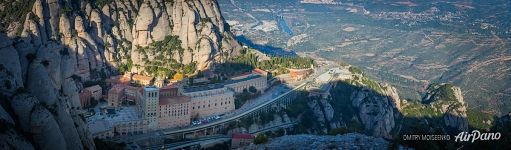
[0, 0, 239, 149]
[130, 0, 241, 72]
[242, 133, 390, 150]
[0, 33, 95, 149]
[29, 105, 68, 150]
[349, 86, 399, 139]
[0, 106, 35, 150]
[421, 83, 469, 131]
[0, 20, 94, 150]
[308, 71, 401, 139]
[5, 0, 240, 80]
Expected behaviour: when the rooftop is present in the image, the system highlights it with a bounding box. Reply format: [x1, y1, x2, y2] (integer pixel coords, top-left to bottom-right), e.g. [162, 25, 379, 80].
[161, 82, 180, 89]
[106, 75, 131, 85]
[225, 74, 263, 85]
[86, 105, 143, 135]
[183, 83, 225, 93]
[159, 95, 191, 105]
[84, 85, 102, 91]
[107, 106, 142, 123]
[87, 106, 142, 126]
[144, 86, 159, 91]
[109, 85, 125, 93]
[124, 85, 140, 91]
[133, 74, 153, 82]
[182, 73, 264, 93]
[252, 68, 269, 75]
[231, 72, 253, 80]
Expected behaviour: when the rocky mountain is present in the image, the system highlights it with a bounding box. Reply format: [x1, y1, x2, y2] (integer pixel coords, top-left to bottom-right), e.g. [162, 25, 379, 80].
[288, 67, 470, 139]
[0, 32, 94, 149]
[218, 65, 504, 149]
[420, 84, 468, 131]
[1, 0, 240, 80]
[129, 0, 241, 73]
[0, 0, 239, 149]
[322, 71, 402, 139]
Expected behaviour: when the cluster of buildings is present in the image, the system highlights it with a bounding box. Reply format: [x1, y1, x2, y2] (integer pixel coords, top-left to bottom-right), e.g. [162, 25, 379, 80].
[87, 69, 269, 139]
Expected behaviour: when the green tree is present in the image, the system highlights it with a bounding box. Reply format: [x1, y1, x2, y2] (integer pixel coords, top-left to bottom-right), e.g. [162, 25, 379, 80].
[135, 35, 188, 77]
[348, 66, 363, 74]
[253, 134, 268, 144]
[183, 62, 197, 74]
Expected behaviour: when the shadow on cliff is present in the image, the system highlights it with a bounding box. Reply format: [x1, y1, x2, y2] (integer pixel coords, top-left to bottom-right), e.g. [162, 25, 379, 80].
[286, 80, 511, 150]
[235, 35, 297, 57]
[0, 30, 115, 149]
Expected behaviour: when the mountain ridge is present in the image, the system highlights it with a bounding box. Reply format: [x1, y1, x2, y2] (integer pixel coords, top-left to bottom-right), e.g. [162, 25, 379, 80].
[0, 0, 240, 149]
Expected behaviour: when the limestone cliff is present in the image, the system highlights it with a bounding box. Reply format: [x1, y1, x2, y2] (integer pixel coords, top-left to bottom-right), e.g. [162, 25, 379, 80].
[323, 73, 401, 139]
[301, 67, 468, 139]
[410, 83, 469, 131]
[2, 0, 240, 80]
[130, 0, 240, 73]
[0, 0, 239, 149]
[0, 31, 94, 149]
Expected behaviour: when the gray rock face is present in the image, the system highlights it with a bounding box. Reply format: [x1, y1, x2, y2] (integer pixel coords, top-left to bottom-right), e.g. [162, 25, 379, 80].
[71, 112, 96, 149]
[0, 105, 14, 125]
[30, 105, 67, 150]
[320, 99, 334, 122]
[242, 133, 390, 150]
[54, 98, 85, 150]
[8, 0, 240, 78]
[26, 62, 58, 105]
[0, 98, 33, 150]
[422, 84, 469, 131]
[0, 126, 35, 150]
[308, 76, 401, 139]
[0, 35, 23, 91]
[131, 0, 241, 72]
[309, 98, 326, 125]
[10, 94, 40, 132]
[0, 0, 239, 149]
[351, 88, 398, 139]
[442, 87, 469, 131]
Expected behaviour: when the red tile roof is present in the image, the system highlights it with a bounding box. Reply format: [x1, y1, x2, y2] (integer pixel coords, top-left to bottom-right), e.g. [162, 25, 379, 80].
[132, 74, 153, 82]
[252, 68, 268, 75]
